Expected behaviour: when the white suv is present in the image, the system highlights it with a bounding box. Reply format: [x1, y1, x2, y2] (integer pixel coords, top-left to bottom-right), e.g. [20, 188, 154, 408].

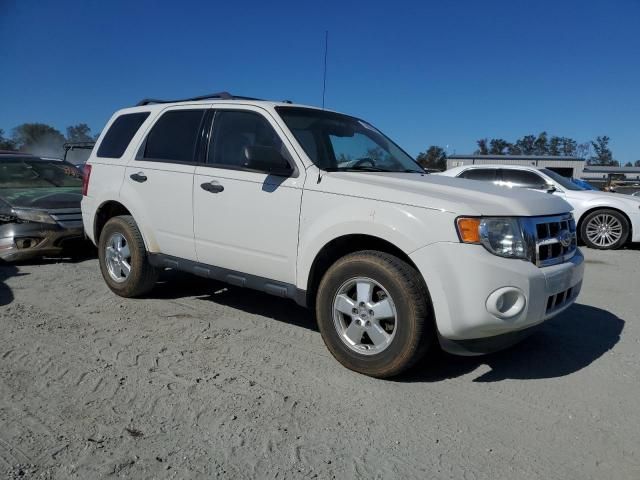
[440, 164, 640, 250]
[81, 93, 585, 377]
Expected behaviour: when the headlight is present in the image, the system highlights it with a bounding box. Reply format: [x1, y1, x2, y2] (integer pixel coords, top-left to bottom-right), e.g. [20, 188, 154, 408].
[12, 208, 57, 224]
[456, 217, 528, 259]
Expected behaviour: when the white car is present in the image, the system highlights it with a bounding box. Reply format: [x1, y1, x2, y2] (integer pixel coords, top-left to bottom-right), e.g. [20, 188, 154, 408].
[81, 93, 584, 378]
[440, 165, 640, 250]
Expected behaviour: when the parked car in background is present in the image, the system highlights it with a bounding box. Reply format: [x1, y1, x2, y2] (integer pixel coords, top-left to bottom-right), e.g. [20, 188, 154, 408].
[64, 142, 95, 177]
[82, 92, 584, 378]
[440, 164, 640, 250]
[0, 153, 84, 261]
[570, 178, 596, 190]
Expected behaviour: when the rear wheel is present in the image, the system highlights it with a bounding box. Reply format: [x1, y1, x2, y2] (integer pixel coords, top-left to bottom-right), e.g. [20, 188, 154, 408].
[580, 209, 629, 250]
[315, 251, 433, 378]
[98, 215, 159, 297]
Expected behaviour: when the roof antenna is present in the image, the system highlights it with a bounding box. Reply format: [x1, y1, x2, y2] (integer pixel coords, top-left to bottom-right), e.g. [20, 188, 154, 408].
[322, 30, 328, 109]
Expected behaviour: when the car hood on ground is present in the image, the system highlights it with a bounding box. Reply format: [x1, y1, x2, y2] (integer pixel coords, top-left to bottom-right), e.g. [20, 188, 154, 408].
[311, 172, 572, 216]
[0, 187, 82, 210]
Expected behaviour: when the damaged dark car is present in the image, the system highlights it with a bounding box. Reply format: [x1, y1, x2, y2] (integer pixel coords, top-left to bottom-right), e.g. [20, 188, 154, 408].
[0, 153, 85, 262]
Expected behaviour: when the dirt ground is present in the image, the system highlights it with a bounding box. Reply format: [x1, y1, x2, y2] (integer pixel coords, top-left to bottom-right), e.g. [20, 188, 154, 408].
[0, 247, 638, 479]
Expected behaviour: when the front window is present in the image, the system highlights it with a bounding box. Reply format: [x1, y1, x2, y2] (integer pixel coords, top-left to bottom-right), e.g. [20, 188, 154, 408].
[0, 157, 83, 189]
[276, 107, 422, 173]
[540, 168, 584, 191]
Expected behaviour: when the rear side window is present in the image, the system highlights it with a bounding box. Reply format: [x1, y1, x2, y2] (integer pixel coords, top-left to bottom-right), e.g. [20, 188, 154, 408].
[97, 112, 149, 158]
[143, 109, 205, 163]
[500, 169, 548, 189]
[459, 168, 497, 181]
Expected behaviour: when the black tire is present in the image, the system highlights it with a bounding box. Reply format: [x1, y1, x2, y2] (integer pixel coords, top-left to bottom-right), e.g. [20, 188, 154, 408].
[315, 250, 434, 378]
[98, 215, 159, 297]
[580, 209, 630, 250]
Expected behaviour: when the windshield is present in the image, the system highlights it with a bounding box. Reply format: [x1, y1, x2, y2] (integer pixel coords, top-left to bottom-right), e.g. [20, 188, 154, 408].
[276, 107, 423, 173]
[0, 157, 83, 189]
[540, 168, 584, 191]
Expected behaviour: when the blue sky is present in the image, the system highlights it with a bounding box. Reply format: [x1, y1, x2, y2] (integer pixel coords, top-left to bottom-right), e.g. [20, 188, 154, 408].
[1, 0, 639, 162]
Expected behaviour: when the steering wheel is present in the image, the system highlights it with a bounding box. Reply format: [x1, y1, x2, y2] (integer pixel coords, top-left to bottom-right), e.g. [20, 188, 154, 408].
[352, 157, 375, 168]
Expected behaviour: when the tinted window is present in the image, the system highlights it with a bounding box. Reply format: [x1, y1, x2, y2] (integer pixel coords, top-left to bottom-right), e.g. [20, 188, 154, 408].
[459, 168, 497, 181]
[97, 112, 149, 158]
[501, 169, 548, 189]
[143, 109, 205, 163]
[208, 110, 286, 168]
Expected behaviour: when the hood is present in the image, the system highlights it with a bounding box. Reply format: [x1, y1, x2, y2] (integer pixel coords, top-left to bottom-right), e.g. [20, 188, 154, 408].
[0, 187, 82, 210]
[310, 171, 572, 216]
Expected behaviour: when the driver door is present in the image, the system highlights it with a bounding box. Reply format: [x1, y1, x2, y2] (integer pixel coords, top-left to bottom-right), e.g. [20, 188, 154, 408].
[193, 108, 304, 284]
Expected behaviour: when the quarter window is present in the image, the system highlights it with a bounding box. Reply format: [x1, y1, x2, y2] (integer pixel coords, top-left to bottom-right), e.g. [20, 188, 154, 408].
[143, 109, 205, 163]
[97, 112, 149, 158]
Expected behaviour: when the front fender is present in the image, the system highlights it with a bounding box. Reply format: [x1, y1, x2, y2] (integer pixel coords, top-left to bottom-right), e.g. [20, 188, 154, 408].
[296, 189, 457, 290]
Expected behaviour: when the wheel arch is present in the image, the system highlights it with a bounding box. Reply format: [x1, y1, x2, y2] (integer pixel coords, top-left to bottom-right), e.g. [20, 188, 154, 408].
[94, 200, 132, 244]
[303, 234, 422, 308]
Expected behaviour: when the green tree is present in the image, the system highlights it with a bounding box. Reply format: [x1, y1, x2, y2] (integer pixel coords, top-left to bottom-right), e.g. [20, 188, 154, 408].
[635, 160, 640, 167]
[589, 136, 616, 166]
[66, 123, 93, 143]
[559, 137, 577, 156]
[488, 139, 511, 155]
[624, 162, 633, 167]
[548, 136, 561, 156]
[533, 132, 549, 155]
[11, 123, 65, 156]
[514, 135, 536, 155]
[0, 129, 16, 150]
[416, 146, 447, 170]
[476, 139, 489, 155]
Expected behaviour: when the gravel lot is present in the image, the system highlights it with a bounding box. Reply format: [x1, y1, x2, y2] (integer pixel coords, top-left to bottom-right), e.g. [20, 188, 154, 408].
[0, 247, 638, 479]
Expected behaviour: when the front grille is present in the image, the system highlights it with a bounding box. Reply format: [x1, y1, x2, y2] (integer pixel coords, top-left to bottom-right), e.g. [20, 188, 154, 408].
[522, 214, 577, 267]
[49, 208, 83, 229]
[546, 281, 582, 314]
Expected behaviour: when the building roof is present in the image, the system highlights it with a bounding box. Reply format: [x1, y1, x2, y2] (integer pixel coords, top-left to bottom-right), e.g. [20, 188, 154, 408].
[583, 166, 640, 173]
[448, 155, 584, 162]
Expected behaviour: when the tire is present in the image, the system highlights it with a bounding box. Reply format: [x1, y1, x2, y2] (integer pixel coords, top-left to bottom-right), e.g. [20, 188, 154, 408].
[98, 215, 159, 297]
[580, 209, 629, 250]
[315, 250, 434, 378]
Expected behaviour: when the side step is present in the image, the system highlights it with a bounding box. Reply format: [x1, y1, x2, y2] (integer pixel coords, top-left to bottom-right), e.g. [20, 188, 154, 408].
[148, 253, 307, 306]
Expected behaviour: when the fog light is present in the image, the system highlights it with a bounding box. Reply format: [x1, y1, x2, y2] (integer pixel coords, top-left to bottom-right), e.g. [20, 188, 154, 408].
[486, 287, 526, 319]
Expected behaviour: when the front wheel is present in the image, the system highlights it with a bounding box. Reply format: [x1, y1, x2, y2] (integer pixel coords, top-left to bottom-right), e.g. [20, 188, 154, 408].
[315, 251, 433, 378]
[580, 209, 629, 250]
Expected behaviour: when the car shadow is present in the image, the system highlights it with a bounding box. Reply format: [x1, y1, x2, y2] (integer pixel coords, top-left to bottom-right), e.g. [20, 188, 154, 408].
[150, 270, 318, 332]
[149, 273, 623, 381]
[402, 303, 624, 382]
[0, 262, 27, 306]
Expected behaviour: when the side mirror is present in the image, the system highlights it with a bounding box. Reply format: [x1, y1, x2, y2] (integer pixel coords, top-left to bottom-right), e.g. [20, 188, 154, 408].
[243, 146, 293, 176]
[545, 185, 557, 193]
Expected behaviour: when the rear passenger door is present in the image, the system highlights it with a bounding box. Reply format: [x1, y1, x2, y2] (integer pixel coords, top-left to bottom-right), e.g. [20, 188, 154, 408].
[122, 107, 207, 261]
[193, 107, 303, 284]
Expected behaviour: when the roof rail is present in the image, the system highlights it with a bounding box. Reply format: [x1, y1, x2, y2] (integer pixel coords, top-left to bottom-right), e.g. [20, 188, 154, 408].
[135, 91, 262, 106]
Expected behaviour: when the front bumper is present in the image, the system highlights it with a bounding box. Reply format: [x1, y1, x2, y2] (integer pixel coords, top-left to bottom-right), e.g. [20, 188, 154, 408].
[410, 242, 585, 355]
[0, 222, 84, 262]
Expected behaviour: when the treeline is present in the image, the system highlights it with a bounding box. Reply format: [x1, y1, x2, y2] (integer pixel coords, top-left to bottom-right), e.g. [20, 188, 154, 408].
[0, 123, 98, 157]
[416, 133, 640, 170]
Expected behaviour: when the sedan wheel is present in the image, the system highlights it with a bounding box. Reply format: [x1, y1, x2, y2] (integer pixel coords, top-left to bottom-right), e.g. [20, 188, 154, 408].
[581, 209, 629, 250]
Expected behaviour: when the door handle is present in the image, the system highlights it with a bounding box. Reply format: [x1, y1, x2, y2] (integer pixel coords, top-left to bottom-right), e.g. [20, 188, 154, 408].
[130, 172, 147, 183]
[200, 181, 224, 193]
